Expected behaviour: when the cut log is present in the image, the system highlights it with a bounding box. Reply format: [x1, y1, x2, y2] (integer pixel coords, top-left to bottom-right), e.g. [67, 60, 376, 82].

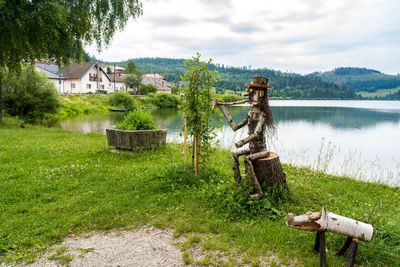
[287, 206, 374, 242]
[245, 152, 287, 189]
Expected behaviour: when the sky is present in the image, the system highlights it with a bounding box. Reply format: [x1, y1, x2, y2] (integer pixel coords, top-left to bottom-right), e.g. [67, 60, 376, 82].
[87, 0, 400, 75]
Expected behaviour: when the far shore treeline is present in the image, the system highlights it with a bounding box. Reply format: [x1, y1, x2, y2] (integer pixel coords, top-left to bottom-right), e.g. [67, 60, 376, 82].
[96, 57, 400, 100]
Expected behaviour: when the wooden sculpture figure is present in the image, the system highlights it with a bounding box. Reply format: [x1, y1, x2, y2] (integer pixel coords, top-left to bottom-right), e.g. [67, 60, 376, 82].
[213, 76, 288, 199]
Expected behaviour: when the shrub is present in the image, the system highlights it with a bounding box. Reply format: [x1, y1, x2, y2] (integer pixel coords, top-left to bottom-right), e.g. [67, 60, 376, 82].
[96, 89, 107, 94]
[2, 65, 60, 122]
[138, 84, 157, 95]
[108, 91, 136, 108]
[116, 108, 157, 130]
[150, 93, 180, 108]
[216, 93, 243, 103]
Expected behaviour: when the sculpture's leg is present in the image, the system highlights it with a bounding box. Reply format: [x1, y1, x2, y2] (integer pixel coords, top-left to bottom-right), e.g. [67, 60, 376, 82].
[313, 231, 321, 253]
[337, 236, 353, 256]
[231, 149, 250, 184]
[319, 231, 327, 267]
[246, 150, 270, 161]
[346, 238, 359, 267]
[244, 156, 264, 199]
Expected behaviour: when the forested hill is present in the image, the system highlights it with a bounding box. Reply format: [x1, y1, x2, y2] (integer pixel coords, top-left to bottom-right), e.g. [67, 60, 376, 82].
[101, 57, 357, 99]
[316, 67, 400, 93]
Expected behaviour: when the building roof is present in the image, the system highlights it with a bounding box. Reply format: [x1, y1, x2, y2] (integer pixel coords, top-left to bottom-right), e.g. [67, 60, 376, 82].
[36, 65, 64, 79]
[143, 73, 166, 80]
[36, 63, 59, 74]
[109, 73, 125, 83]
[56, 62, 111, 82]
[58, 62, 97, 79]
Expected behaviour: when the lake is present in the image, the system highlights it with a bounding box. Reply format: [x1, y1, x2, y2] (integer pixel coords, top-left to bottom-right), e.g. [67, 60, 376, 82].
[58, 100, 400, 186]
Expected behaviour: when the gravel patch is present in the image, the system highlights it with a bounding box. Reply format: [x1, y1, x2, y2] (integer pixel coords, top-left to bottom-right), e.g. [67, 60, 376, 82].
[5, 226, 183, 267]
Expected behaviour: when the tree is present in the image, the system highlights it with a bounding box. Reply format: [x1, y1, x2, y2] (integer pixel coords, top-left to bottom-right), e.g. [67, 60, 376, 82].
[107, 66, 112, 75]
[125, 59, 139, 74]
[179, 53, 221, 174]
[138, 84, 157, 95]
[2, 65, 60, 122]
[123, 73, 142, 92]
[0, 0, 143, 123]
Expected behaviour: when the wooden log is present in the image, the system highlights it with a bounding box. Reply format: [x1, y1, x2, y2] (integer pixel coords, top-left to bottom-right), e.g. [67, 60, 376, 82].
[246, 152, 287, 188]
[287, 207, 374, 242]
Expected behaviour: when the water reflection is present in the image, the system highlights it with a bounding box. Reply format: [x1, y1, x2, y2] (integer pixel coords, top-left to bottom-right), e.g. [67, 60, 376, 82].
[58, 101, 400, 186]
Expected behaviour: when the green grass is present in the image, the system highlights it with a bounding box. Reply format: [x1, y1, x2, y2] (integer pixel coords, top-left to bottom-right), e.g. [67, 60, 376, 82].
[0, 118, 399, 266]
[357, 86, 400, 98]
[58, 94, 113, 118]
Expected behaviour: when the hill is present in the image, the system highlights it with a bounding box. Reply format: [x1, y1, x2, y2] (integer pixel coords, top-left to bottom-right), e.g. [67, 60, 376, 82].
[101, 57, 357, 100]
[317, 67, 400, 93]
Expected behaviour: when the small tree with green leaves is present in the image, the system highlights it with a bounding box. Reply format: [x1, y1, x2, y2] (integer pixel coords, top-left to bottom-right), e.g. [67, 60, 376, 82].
[123, 73, 142, 92]
[179, 53, 221, 174]
[125, 59, 139, 74]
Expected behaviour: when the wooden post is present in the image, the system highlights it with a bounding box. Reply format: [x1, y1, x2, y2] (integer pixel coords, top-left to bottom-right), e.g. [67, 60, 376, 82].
[313, 231, 321, 253]
[337, 236, 353, 256]
[183, 116, 188, 170]
[319, 231, 326, 267]
[346, 238, 359, 267]
[196, 138, 201, 174]
[194, 135, 198, 175]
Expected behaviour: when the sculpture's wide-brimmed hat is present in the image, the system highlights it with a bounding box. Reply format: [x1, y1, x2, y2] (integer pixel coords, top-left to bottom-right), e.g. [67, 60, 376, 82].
[244, 76, 273, 89]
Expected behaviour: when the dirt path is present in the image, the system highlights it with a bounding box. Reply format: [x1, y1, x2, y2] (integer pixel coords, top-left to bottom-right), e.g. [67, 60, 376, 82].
[21, 226, 183, 267]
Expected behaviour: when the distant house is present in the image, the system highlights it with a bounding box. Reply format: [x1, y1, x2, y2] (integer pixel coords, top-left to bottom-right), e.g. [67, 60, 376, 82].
[108, 72, 126, 91]
[58, 62, 113, 94]
[142, 73, 171, 94]
[36, 63, 65, 94]
[35, 61, 126, 94]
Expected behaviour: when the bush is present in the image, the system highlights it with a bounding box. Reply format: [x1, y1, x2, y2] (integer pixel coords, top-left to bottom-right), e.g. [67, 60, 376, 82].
[216, 93, 243, 102]
[116, 108, 157, 130]
[108, 91, 136, 108]
[96, 89, 107, 94]
[2, 65, 60, 122]
[138, 84, 157, 95]
[150, 93, 180, 108]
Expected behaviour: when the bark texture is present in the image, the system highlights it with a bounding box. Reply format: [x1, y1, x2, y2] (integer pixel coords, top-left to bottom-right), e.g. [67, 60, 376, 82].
[106, 129, 167, 150]
[247, 152, 287, 188]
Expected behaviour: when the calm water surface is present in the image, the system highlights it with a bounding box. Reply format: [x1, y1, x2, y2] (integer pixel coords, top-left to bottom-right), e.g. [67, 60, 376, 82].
[58, 100, 400, 186]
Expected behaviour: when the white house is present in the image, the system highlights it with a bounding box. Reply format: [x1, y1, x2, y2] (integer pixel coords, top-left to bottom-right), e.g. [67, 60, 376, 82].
[36, 64, 65, 94]
[36, 61, 126, 94]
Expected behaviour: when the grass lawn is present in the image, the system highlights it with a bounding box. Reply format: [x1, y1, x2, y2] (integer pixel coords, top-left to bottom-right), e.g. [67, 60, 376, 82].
[0, 118, 399, 266]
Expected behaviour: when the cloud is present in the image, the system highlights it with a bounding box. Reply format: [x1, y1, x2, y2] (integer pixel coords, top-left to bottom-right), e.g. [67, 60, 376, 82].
[231, 24, 261, 34]
[87, 0, 400, 74]
[148, 16, 190, 26]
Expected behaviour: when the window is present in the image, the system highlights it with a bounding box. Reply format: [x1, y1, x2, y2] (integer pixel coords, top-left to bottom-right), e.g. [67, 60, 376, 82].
[71, 83, 75, 89]
[101, 85, 105, 90]
[87, 84, 91, 89]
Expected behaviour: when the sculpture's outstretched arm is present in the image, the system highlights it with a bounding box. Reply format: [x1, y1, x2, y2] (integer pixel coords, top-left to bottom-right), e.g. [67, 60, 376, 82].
[235, 115, 265, 148]
[220, 105, 248, 132]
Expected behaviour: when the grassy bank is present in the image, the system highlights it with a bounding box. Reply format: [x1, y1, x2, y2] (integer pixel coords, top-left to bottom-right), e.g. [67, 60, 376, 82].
[58, 95, 113, 118]
[0, 119, 399, 266]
